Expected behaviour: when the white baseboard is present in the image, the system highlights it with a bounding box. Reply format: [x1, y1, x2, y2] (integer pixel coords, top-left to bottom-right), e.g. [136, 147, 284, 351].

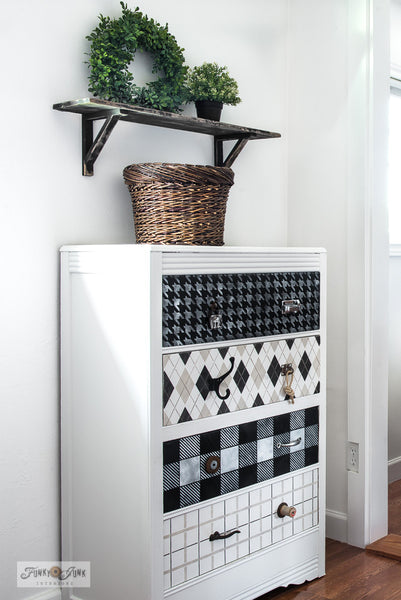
[23, 590, 61, 600]
[326, 509, 347, 543]
[388, 456, 401, 483]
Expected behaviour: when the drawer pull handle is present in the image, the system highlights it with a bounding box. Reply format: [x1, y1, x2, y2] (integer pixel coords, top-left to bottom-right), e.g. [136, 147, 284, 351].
[277, 502, 297, 518]
[276, 437, 302, 449]
[281, 299, 301, 315]
[281, 363, 295, 404]
[209, 528, 241, 541]
[209, 357, 235, 400]
[209, 301, 222, 330]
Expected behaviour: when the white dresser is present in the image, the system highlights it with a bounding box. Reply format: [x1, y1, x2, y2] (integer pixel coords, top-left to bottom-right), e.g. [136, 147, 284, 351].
[60, 245, 326, 600]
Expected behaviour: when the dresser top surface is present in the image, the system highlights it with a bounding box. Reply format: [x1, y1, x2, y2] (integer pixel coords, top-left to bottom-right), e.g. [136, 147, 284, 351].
[60, 244, 327, 254]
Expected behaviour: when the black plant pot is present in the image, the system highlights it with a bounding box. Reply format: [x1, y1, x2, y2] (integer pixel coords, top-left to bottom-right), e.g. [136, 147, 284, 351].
[195, 100, 223, 121]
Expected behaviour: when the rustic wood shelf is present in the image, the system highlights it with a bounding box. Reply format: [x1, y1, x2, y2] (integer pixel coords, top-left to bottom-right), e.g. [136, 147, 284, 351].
[53, 98, 281, 176]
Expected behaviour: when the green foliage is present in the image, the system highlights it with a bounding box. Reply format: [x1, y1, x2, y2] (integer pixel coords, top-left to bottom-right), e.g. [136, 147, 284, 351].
[185, 62, 241, 106]
[85, 3, 188, 112]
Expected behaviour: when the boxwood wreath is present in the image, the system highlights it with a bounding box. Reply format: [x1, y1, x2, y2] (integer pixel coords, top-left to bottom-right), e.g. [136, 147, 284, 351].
[86, 3, 188, 112]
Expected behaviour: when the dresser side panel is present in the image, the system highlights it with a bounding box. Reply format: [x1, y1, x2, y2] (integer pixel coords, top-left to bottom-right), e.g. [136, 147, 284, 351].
[60, 248, 154, 600]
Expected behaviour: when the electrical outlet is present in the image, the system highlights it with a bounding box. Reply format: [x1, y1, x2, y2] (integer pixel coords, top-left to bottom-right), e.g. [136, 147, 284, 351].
[347, 441, 359, 473]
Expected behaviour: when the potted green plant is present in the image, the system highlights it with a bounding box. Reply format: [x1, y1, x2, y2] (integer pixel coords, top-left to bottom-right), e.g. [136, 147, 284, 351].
[185, 62, 241, 121]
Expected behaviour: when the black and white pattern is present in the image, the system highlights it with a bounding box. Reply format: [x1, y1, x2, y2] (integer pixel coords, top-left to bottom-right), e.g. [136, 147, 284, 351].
[162, 271, 320, 347]
[163, 336, 320, 425]
[163, 407, 319, 512]
[163, 468, 319, 589]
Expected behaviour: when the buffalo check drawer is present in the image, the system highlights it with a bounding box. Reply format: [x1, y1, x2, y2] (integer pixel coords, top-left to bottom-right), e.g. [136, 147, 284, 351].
[163, 407, 319, 513]
[163, 468, 319, 590]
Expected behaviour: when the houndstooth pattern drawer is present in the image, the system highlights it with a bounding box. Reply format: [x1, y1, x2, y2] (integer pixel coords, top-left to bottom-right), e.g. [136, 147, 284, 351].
[162, 271, 320, 347]
[163, 407, 319, 513]
[163, 468, 319, 590]
[163, 336, 320, 426]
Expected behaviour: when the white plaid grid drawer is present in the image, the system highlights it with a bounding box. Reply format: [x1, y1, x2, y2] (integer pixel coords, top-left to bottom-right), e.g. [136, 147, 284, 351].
[170, 543, 199, 587]
[163, 468, 319, 590]
[162, 271, 320, 347]
[199, 502, 225, 541]
[170, 510, 198, 552]
[163, 519, 170, 556]
[164, 554, 171, 591]
[225, 492, 249, 530]
[249, 514, 272, 553]
[163, 336, 320, 426]
[225, 523, 250, 564]
[199, 538, 225, 575]
[272, 469, 319, 542]
[249, 485, 272, 521]
[163, 407, 319, 513]
[199, 500, 226, 576]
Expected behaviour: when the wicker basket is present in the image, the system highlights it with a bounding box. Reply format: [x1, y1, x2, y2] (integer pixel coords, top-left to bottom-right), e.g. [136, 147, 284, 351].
[123, 163, 234, 245]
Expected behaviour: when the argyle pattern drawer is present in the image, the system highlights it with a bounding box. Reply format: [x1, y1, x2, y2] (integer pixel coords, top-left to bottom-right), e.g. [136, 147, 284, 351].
[163, 336, 320, 426]
[163, 407, 319, 513]
[163, 467, 319, 589]
[162, 271, 320, 347]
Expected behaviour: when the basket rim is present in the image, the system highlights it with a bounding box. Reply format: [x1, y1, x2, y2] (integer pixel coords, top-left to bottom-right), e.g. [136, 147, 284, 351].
[123, 162, 234, 186]
[123, 162, 232, 169]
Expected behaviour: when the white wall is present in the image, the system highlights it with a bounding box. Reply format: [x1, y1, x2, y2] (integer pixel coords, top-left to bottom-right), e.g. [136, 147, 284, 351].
[287, 0, 389, 545]
[286, 0, 349, 533]
[0, 1, 288, 599]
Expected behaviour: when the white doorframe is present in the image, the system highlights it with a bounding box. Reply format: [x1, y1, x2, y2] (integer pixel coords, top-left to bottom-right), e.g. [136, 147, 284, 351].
[346, 0, 389, 548]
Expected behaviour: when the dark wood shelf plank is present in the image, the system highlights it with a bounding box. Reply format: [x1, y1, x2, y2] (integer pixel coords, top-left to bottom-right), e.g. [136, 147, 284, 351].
[53, 97, 281, 175]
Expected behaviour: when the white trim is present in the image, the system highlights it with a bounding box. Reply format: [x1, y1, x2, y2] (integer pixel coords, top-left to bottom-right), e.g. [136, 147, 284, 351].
[161, 251, 323, 273]
[325, 509, 348, 543]
[161, 330, 320, 354]
[226, 557, 319, 600]
[346, 0, 389, 548]
[62, 245, 326, 275]
[23, 590, 61, 600]
[365, 0, 389, 546]
[346, 0, 370, 549]
[60, 244, 327, 253]
[388, 456, 401, 483]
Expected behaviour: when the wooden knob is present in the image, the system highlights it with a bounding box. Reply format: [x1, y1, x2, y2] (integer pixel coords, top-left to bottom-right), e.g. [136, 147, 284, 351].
[277, 502, 296, 518]
[205, 455, 220, 474]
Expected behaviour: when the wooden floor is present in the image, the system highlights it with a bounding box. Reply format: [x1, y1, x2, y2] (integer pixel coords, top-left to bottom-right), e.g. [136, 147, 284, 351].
[256, 480, 401, 600]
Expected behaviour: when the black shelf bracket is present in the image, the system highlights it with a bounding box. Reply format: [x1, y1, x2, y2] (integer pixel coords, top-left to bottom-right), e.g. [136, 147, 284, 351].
[214, 135, 250, 168]
[82, 112, 120, 176]
[53, 98, 281, 176]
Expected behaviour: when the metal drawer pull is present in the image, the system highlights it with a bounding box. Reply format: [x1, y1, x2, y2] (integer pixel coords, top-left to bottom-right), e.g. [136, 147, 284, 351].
[209, 301, 222, 329]
[209, 313, 222, 329]
[276, 437, 302, 449]
[209, 528, 241, 541]
[281, 299, 301, 315]
[281, 363, 295, 404]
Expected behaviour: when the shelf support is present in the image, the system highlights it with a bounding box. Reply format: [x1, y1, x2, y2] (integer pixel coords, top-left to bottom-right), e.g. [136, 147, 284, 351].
[54, 99, 280, 175]
[214, 136, 250, 168]
[82, 113, 120, 176]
